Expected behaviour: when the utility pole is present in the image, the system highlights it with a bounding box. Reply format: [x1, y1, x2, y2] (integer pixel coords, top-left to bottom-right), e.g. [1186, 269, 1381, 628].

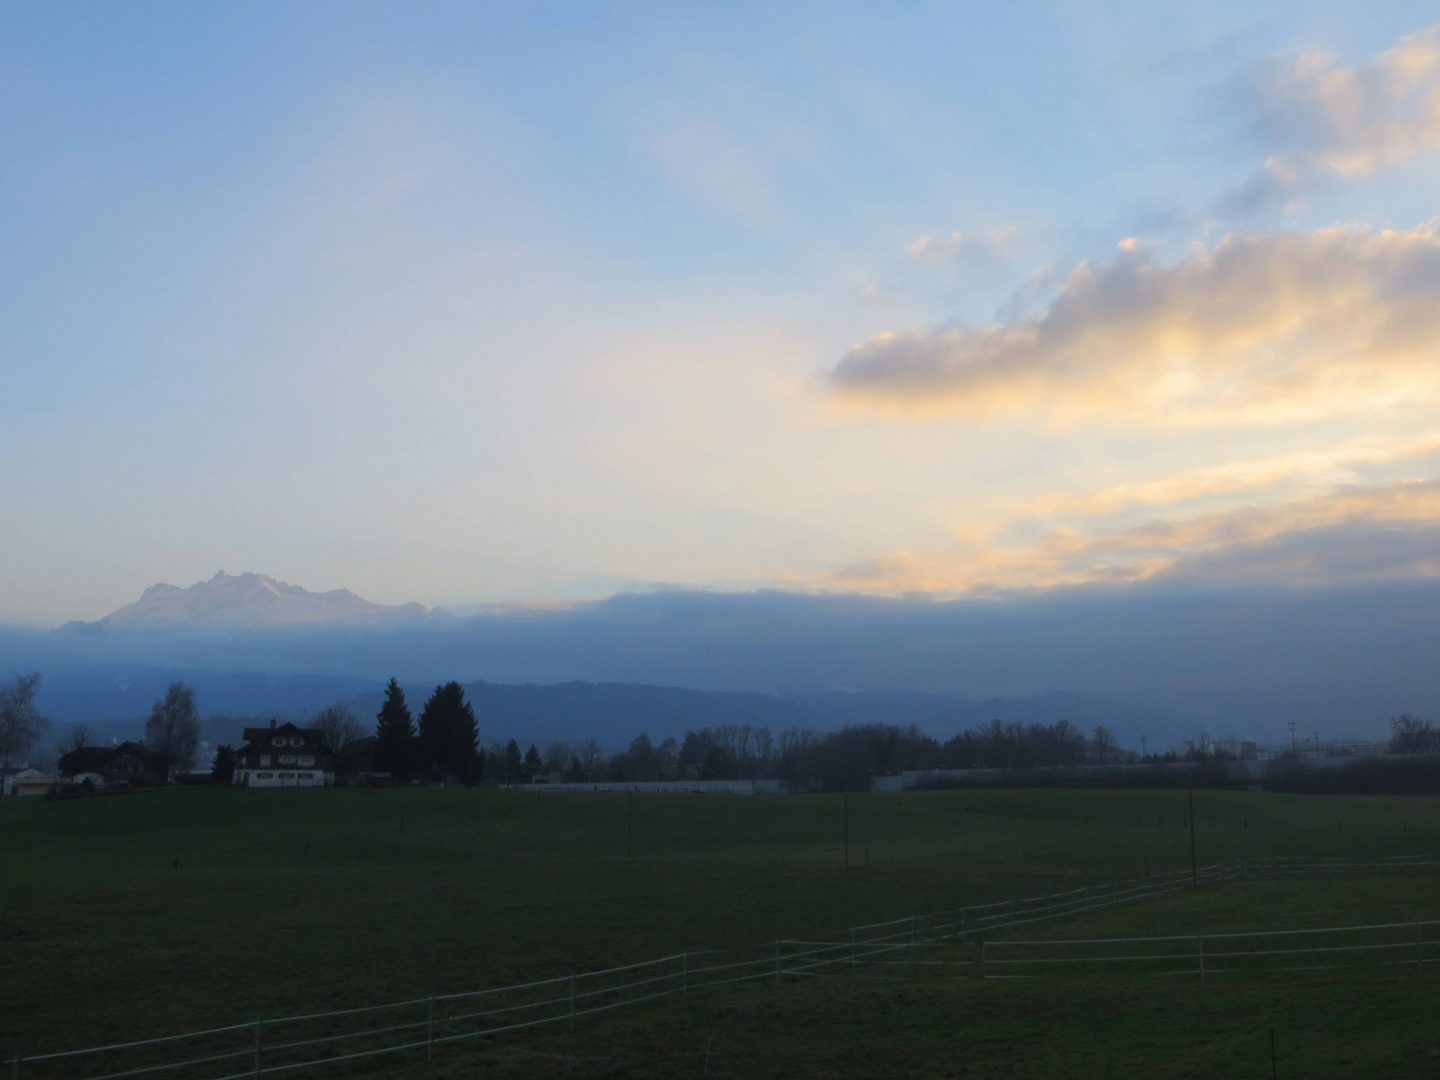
[1188, 788, 1197, 887]
[1140, 735, 1147, 761]
[843, 792, 850, 871]
[1313, 732, 1320, 757]
[1287, 721, 1297, 754]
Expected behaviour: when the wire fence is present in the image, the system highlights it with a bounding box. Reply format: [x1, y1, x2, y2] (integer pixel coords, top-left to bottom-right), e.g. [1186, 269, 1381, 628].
[944, 918, 1439, 982]
[1235, 854, 1440, 876]
[9, 857, 1431, 1079]
[777, 918, 1440, 983]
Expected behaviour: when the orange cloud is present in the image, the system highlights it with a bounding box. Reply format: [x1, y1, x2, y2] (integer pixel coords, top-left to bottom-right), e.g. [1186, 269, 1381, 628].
[831, 224, 1440, 424]
[1013, 430, 1440, 518]
[822, 479, 1440, 596]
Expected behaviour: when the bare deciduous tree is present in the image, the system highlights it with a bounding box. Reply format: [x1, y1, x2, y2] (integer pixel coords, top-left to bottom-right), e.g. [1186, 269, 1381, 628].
[543, 741, 574, 772]
[574, 737, 604, 776]
[313, 703, 364, 753]
[1092, 726, 1117, 764]
[0, 673, 49, 774]
[1389, 714, 1438, 755]
[58, 722, 96, 757]
[146, 682, 200, 771]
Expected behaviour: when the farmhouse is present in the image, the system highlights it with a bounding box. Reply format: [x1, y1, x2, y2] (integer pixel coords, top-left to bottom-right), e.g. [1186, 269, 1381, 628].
[234, 720, 334, 787]
[58, 742, 176, 787]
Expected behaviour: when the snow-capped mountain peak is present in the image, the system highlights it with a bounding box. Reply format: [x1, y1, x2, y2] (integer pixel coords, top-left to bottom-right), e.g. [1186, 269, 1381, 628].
[90, 571, 443, 628]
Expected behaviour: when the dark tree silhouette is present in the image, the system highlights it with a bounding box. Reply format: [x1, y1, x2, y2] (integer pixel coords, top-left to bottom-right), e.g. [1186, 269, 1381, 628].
[58, 722, 95, 758]
[523, 743, 543, 780]
[313, 703, 364, 754]
[0, 673, 48, 776]
[1389, 714, 1438, 754]
[211, 745, 236, 785]
[374, 678, 416, 780]
[417, 681, 480, 784]
[1092, 726, 1117, 764]
[146, 682, 200, 771]
[503, 739, 522, 783]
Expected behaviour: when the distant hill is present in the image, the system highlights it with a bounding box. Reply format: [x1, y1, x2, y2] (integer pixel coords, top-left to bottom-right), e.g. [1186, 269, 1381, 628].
[30, 668, 1181, 756]
[31, 666, 373, 736]
[335, 679, 821, 749]
[334, 682, 1180, 752]
[68, 571, 444, 630]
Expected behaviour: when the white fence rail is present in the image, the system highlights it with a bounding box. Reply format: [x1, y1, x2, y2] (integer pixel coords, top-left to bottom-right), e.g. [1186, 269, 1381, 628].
[10, 857, 1433, 1078]
[977, 917, 1438, 981]
[783, 918, 1440, 983]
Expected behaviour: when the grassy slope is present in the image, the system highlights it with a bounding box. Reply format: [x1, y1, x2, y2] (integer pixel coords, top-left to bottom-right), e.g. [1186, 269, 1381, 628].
[4, 786, 1440, 1075]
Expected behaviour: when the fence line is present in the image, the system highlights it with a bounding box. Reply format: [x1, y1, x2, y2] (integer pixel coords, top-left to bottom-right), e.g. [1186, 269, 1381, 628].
[12, 857, 1435, 1079]
[976, 918, 1437, 981]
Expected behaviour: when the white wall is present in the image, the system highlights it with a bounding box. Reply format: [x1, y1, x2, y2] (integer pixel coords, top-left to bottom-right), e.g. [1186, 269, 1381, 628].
[235, 769, 331, 788]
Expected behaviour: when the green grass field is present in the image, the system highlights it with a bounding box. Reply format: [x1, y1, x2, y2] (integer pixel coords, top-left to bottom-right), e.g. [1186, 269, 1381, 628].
[5, 785, 1440, 1077]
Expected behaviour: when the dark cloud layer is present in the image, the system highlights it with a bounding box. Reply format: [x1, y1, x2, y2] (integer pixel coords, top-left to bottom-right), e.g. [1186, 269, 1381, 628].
[7, 579, 1440, 745]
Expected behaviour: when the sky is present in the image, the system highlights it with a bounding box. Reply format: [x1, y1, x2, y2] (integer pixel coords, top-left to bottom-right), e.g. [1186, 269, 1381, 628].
[4, 1, 1440, 626]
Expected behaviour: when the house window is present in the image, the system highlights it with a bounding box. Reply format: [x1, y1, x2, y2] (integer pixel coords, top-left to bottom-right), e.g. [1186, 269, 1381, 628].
[256, 772, 273, 779]
[260, 755, 271, 767]
[298, 772, 313, 779]
[298, 756, 314, 766]
[279, 755, 296, 765]
[273, 738, 285, 747]
[279, 772, 295, 779]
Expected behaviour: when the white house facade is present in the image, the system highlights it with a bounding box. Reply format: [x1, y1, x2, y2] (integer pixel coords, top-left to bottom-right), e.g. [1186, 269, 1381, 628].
[234, 720, 334, 787]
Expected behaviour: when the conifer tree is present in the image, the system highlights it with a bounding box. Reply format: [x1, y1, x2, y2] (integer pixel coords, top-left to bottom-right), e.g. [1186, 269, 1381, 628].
[374, 678, 416, 780]
[417, 681, 480, 784]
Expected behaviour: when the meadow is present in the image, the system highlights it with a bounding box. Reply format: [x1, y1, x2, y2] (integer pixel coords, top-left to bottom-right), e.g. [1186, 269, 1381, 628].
[4, 785, 1440, 1077]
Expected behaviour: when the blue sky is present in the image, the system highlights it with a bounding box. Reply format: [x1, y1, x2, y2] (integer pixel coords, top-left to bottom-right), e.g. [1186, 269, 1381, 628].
[5, 2, 1440, 624]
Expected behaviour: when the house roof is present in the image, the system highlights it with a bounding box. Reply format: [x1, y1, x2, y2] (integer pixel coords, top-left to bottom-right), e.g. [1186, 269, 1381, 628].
[240, 721, 324, 742]
[58, 741, 175, 776]
[59, 746, 114, 773]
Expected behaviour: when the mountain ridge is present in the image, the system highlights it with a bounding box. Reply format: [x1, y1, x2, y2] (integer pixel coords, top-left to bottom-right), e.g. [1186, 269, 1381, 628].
[71, 571, 445, 630]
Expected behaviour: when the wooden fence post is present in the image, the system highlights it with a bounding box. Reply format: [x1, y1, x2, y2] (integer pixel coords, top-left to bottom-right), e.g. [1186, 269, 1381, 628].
[1197, 936, 1205, 984]
[426, 996, 434, 1060]
[252, 1021, 262, 1078]
[1416, 923, 1424, 967]
[682, 951, 688, 1003]
[569, 974, 576, 1030]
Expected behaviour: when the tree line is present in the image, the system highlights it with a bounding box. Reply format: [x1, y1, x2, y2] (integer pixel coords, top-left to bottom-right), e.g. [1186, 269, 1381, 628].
[9, 666, 1439, 792]
[480, 719, 1132, 792]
